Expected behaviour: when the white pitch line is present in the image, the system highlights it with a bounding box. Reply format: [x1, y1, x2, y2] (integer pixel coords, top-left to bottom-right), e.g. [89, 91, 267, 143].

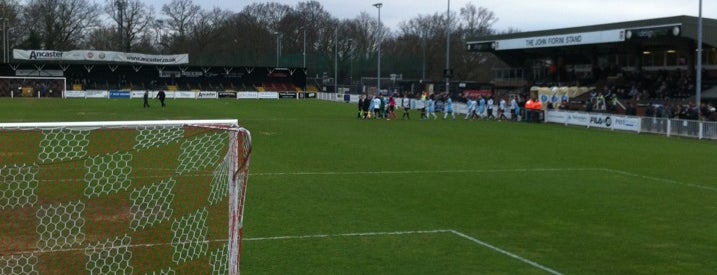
[244, 229, 562, 275]
[602, 168, 717, 192]
[250, 167, 717, 193]
[1, 239, 229, 256]
[249, 167, 601, 177]
[3, 229, 563, 274]
[449, 230, 563, 275]
[243, 229, 452, 241]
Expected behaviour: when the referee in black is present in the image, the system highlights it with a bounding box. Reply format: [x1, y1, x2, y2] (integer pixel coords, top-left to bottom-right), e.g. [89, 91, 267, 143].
[156, 90, 166, 107]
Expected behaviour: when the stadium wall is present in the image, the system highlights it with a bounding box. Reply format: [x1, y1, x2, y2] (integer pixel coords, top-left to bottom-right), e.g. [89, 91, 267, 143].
[24, 90, 318, 100]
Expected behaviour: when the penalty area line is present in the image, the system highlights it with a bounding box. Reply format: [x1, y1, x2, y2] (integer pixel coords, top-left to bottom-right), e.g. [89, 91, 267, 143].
[244, 229, 563, 275]
[602, 168, 717, 192]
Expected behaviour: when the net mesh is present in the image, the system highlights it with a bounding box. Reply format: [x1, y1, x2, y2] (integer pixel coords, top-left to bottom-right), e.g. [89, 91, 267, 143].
[0, 120, 251, 274]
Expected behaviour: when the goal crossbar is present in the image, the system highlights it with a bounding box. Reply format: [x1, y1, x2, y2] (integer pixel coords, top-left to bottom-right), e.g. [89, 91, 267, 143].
[0, 119, 240, 129]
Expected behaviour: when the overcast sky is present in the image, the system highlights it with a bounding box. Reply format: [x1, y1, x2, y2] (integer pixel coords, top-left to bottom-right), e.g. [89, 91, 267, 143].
[139, 0, 715, 32]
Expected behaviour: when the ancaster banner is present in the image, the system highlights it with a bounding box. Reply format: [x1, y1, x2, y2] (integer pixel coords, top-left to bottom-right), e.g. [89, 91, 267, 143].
[13, 49, 189, 65]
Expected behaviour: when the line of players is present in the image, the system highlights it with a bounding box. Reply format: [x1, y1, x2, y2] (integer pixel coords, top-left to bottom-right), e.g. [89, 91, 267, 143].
[357, 93, 522, 121]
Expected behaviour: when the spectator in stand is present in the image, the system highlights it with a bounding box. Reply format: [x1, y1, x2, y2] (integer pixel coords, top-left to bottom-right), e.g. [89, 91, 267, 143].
[560, 99, 569, 110]
[585, 98, 593, 112]
[628, 85, 639, 99]
[596, 93, 606, 111]
[687, 103, 699, 137]
[645, 103, 655, 131]
[625, 102, 637, 116]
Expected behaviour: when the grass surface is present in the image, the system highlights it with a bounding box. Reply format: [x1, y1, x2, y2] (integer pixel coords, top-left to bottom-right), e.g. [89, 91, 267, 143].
[1, 98, 716, 274]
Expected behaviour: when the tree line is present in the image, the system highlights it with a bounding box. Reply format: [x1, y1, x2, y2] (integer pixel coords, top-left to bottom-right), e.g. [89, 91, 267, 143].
[0, 0, 515, 83]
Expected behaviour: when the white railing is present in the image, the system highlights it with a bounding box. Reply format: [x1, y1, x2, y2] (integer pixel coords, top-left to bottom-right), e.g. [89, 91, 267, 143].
[545, 109, 717, 140]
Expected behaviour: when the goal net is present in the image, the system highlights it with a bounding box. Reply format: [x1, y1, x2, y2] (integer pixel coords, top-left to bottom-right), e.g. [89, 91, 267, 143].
[0, 119, 251, 274]
[0, 76, 67, 98]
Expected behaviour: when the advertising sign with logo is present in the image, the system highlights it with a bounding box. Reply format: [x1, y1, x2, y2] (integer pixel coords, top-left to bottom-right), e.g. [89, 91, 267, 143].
[546, 110, 641, 133]
[588, 114, 612, 129]
[197, 91, 218, 99]
[462, 90, 492, 99]
[13, 49, 189, 65]
[237, 92, 258, 99]
[130, 91, 146, 99]
[85, 90, 108, 98]
[219, 91, 237, 98]
[545, 110, 568, 124]
[279, 92, 297, 99]
[109, 91, 130, 99]
[64, 91, 86, 98]
[566, 112, 590, 127]
[612, 116, 641, 132]
[173, 91, 196, 99]
[258, 92, 279, 99]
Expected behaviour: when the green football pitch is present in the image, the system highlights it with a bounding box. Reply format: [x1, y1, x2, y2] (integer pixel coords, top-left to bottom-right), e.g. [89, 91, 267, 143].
[1, 98, 716, 274]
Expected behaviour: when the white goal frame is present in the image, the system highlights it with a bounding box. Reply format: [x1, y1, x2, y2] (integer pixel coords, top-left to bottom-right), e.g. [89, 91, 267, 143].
[0, 76, 67, 98]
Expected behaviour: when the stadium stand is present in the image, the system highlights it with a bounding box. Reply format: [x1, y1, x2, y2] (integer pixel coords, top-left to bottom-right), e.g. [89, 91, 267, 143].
[467, 16, 717, 119]
[8, 63, 306, 94]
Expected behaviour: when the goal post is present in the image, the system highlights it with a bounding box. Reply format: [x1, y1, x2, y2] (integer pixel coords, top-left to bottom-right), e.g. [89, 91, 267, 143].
[0, 76, 67, 98]
[0, 119, 251, 274]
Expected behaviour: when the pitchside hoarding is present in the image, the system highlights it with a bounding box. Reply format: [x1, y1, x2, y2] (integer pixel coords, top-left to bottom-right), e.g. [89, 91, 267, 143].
[545, 110, 641, 132]
[109, 91, 130, 99]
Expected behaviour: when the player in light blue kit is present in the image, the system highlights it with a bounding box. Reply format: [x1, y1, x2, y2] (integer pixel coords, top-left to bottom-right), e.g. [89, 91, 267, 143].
[443, 96, 455, 119]
[427, 95, 438, 119]
[478, 96, 486, 119]
[464, 97, 476, 120]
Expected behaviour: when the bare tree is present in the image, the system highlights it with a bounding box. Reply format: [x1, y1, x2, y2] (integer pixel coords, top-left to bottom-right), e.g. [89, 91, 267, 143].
[458, 3, 497, 39]
[395, 13, 450, 80]
[241, 2, 292, 33]
[389, 2, 500, 82]
[190, 7, 232, 50]
[206, 12, 274, 66]
[161, 0, 200, 46]
[0, 0, 22, 54]
[81, 26, 116, 50]
[105, 0, 154, 52]
[20, 0, 100, 50]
